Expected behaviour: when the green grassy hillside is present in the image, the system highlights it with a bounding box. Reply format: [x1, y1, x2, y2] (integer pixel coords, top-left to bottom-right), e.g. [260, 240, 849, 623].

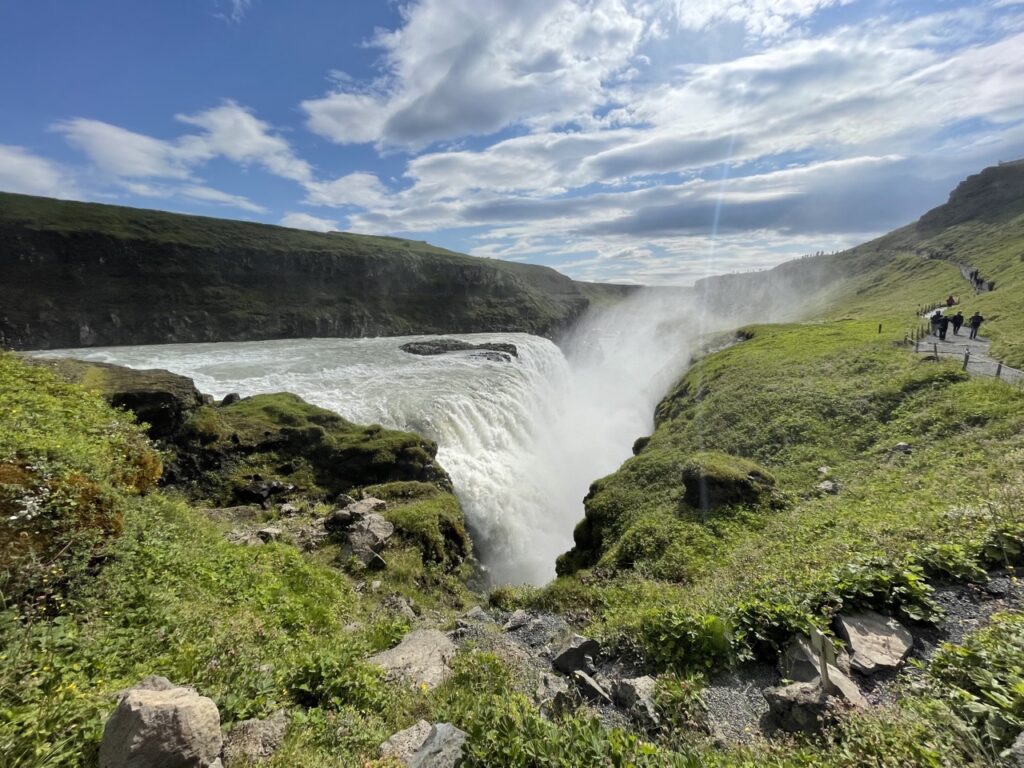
[0, 192, 632, 350]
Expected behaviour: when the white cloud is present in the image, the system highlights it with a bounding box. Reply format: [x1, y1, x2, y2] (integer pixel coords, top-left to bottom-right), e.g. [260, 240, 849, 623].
[176, 101, 312, 182]
[56, 102, 311, 185]
[53, 118, 191, 179]
[304, 172, 393, 208]
[654, 0, 855, 37]
[302, 0, 646, 148]
[280, 212, 339, 232]
[0, 145, 77, 198]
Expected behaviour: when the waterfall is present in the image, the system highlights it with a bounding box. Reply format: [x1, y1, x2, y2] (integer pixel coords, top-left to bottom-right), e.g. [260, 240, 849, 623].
[36, 290, 704, 584]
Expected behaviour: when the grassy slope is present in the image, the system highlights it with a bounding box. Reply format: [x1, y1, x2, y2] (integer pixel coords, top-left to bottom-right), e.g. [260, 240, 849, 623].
[527, 168, 1024, 763]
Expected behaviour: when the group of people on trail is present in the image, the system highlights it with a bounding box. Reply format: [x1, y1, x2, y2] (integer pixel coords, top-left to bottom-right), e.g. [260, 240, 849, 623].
[931, 308, 985, 341]
[968, 269, 995, 292]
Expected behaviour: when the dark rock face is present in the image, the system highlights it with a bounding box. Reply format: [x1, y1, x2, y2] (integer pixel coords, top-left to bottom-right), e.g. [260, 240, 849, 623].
[400, 339, 519, 358]
[0, 192, 633, 351]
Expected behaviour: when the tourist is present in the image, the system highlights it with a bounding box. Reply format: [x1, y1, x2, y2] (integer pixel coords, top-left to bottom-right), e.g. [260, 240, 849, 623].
[946, 294, 956, 307]
[951, 311, 964, 336]
[969, 312, 985, 340]
[931, 310, 942, 335]
[938, 314, 950, 341]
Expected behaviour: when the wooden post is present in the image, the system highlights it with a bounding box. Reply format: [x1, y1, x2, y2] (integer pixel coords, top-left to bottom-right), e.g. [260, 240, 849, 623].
[878, 323, 882, 334]
[810, 628, 837, 695]
[996, 361, 1003, 379]
[963, 349, 970, 370]
[934, 342, 939, 357]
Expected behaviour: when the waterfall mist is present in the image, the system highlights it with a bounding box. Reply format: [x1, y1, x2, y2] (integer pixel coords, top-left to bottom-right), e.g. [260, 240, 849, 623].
[37, 283, 806, 585]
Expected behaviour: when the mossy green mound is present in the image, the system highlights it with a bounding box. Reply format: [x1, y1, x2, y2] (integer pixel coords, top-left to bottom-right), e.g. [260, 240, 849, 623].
[179, 392, 451, 505]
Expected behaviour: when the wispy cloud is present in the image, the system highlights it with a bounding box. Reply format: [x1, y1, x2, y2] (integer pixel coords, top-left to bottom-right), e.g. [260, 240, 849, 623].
[0, 145, 77, 198]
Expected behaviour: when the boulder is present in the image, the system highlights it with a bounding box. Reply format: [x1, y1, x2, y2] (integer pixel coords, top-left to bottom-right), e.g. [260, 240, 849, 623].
[345, 513, 395, 565]
[611, 675, 660, 730]
[349, 497, 388, 517]
[367, 629, 456, 690]
[763, 681, 827, 734]
[256, 527, 283, 543]
[534, 672, 571, 708]
[222, 712, 287, 767]
[816, 480, 839, 495]
[409, 723, 468, 768]
[552, 635, 600, 675]
[324, 507, 355, 533]
[503, 609, 531, 631]
[221, 393, 241, 406]
[780, 635, 851, 682]
[99, 679, 222, 768]
[380, 719, 432, 764]
[573, 670, 612, 704]
[835, 612, 913, 675]
[893, 442, 912, 454]
[764, 667, 867, 734]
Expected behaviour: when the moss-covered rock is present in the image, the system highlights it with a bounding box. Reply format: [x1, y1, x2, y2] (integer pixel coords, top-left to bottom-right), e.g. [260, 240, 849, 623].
[177, 393, 451, 506]
[25, 358, 205, 440]
[679, 450, 776, 516]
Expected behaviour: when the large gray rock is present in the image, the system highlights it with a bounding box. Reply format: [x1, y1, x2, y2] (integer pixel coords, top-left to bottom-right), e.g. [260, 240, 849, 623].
[780, 635, 851, 682]
[573, 670, 612, 704]
[380, 720, 432, 764]
[552, 635, 600, 675]
[763, 681, 827, 734]
[409, 723, 467, 768]
[367, 629, 456, 690]
[222, 712, 287, 766]
[611, 675, 660, 730]
[764, 668, 867, 734]
[835, 612, 913, 674]
[345, 513, 395, 566]
[99, 680, 222, 768]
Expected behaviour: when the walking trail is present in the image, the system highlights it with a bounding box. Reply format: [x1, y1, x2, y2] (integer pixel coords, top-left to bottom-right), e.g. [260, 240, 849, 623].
[916, 308, 1023, 384]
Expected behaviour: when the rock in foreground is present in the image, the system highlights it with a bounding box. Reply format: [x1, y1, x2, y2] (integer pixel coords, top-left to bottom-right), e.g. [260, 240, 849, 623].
[100, 677, 222, 768]
[835, 612, 913, 674]
[367, 629, 456, 690]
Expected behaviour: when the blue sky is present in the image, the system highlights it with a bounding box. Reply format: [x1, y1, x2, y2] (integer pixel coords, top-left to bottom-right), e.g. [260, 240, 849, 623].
[2, 0, 1023, 284]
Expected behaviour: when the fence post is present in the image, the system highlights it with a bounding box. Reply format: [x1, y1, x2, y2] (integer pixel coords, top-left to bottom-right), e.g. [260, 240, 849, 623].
[878, 323, 882, 334]
[963, 349, 970, 370]
[996, 361, 1002, 379]
[934, 342, 939, 357]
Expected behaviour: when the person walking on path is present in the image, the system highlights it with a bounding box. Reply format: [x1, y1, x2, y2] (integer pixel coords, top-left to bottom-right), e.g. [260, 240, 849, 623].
[969, 312, 985, 340]
[939, 314, 951, 341]
[946, 295, 956, 307]
[951, 311, 964, 336]
[931, 310, 943, 335]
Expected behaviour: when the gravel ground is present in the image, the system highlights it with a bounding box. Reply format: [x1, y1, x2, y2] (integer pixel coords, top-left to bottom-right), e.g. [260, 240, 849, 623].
[700, 663, 780, 745]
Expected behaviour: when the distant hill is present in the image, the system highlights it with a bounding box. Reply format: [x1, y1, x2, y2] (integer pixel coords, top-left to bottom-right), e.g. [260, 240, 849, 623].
[693, 162, 1024, 365]
[0, 193, 632, 350]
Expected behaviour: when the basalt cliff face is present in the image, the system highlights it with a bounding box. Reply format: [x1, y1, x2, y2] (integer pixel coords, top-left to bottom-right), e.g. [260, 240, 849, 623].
[0, 192, 632, 350]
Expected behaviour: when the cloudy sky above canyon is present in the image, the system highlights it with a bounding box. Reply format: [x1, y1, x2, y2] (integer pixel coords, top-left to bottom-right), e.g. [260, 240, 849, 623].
[2, 0, 1023, 283]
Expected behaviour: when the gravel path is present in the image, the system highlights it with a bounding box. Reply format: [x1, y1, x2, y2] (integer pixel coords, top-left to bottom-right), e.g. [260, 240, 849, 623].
[915, 309, 1023, 383]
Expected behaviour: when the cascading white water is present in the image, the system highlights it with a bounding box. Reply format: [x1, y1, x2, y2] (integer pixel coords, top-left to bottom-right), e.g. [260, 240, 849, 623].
[37, 290, 706, 584]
